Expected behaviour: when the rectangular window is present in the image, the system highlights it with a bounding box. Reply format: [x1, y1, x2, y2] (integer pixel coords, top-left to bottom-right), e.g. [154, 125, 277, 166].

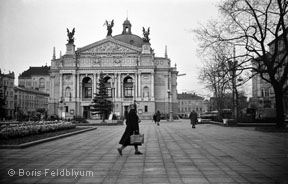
[65, 106, 69, 113]
[107, 88, 112, 97]
[124, 88, 133, 97]
[265, 89, 269, 97]
[85, 87, 92, 98]
[261, 89, 264, 97]
[145, 106, 148, 112]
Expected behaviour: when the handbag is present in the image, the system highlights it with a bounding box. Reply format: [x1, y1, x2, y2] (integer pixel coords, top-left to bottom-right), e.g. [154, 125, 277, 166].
[130, 133, 144, 144]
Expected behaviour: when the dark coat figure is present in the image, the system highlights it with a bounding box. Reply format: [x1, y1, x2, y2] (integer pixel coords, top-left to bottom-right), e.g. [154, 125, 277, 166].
[155, 111, 161, 126]
[153, 114, 156, 123]
[118, 105, 143, 155]
[119, 109, 139, 146]
[189, 110, 198, 128]
[124, 110, 128, 120]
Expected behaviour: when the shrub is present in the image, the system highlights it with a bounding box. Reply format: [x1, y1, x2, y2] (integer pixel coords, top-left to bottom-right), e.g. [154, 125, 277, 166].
[0, 121, 76, 139]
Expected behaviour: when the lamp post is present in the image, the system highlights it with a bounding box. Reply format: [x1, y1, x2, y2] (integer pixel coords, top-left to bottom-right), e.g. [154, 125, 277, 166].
[228, 59, 238, 120]
[167, 89, 173, 121]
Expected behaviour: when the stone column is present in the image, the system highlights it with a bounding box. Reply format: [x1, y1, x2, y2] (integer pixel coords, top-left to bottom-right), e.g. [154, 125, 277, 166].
[93, 73, 96, 96]
[78, 74, 81, 100]
[151, 72, 154, 98]
[118, 73, 121, 98]
[113, 73, 117, 98]
[59, 73, 63, 98]
[95, 73, 98, 94]
[73, 73, 76, 101]
[138, 72, 141, 98]
[133, 82, 136, 101]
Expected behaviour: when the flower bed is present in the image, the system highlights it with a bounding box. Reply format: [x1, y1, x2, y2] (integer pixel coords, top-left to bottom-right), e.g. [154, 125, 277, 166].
[0, 121, 76, 139]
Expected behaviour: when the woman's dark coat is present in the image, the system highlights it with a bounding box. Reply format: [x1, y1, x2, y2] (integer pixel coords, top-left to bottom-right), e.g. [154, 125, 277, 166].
[155, 112, 161, 122]
[119, 109, 140, 146]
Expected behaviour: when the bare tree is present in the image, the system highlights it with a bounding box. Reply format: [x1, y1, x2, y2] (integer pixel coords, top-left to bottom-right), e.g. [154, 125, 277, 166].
[199, 49, 231, 112]
[195, 0, 288, 128]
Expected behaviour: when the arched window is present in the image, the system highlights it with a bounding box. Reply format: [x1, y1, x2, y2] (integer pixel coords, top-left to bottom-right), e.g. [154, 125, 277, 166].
[65, 87, 71, 97]
[82, 77, 92, 98]
[124, 77, 133, 98]
[143, 86, 149, 97]
[39, 78, 45, 88]
[104, 77, 112, 97]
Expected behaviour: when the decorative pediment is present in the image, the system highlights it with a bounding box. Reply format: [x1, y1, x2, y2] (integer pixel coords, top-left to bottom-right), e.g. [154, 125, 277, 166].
[78, 38, 140, 55]
[83, 42, 131, 53]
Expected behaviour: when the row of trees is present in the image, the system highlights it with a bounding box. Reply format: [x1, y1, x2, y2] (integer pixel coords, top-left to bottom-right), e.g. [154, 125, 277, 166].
[194, 0, 287, 128]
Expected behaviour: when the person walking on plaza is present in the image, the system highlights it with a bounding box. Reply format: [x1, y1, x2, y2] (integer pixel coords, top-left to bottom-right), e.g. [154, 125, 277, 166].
[117, 104, 143, 155]
[155, 110, 161, 126]
[153, 113, 157, 124]
[189, 110, 198, 128]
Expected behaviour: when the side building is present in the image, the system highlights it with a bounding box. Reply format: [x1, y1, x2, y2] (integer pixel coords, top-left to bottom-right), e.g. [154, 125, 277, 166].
[0, 70, 15, 119]
[251, 33, 288, 116]
[18, 65, 50, 93]
[14, 86, 49, 119]
[177, 92, 209, 118]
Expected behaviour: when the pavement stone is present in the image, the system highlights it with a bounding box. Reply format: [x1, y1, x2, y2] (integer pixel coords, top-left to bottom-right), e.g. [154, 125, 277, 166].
[0, 119, 288, 184]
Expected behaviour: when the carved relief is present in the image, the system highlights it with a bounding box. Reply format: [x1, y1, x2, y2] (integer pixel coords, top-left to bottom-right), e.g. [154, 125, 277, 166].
[142, 74, 150, 80]
[63, 59, 75, 66]
[78, 56, 137, 67]
[83, 42, 134, 54]
[63, 74, 73, 85]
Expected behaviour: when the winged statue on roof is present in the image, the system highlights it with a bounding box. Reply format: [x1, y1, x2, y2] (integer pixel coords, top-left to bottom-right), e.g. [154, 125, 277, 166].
[67, 28, 75, 44]
[142, 27, 150, 43]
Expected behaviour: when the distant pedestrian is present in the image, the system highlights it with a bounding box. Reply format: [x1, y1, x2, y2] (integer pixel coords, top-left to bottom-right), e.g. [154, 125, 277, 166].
[189, 110, 198, 128]
[153, 113, 157, 124]
[155, 110, 161, 126]
[117, 104, 143, 155]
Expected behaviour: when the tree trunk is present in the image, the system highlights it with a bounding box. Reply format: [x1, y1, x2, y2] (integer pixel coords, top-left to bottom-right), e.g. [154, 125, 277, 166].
[274, 87, 285, 128]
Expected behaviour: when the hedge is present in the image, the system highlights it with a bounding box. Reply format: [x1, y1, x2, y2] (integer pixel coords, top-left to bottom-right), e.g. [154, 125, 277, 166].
[0, 121, 76, 139]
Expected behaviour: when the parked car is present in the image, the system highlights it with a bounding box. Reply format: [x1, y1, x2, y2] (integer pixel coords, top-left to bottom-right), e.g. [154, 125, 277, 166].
[198, 111, 218, 123]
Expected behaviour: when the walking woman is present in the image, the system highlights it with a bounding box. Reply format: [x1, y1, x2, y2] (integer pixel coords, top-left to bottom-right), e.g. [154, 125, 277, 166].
[189, 110, 198, 128]
[117, 104, 143, 155]
[155, 110, 161, 126]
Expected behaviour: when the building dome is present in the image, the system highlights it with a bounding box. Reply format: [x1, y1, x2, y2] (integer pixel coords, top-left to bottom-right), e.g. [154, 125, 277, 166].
[123, 19, 131, 26]
[113, 19, 144, 47]
[114, 34, 144, 48]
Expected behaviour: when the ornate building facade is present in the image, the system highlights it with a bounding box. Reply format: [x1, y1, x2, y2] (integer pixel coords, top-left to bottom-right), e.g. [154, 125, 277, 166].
[49, 19, 178, 120]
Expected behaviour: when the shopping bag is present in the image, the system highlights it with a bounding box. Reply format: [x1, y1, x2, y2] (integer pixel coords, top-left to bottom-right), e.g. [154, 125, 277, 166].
[130, 134, 144, 144]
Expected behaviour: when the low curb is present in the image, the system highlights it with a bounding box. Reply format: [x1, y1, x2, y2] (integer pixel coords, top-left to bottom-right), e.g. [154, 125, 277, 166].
[0, 127, 97, 149]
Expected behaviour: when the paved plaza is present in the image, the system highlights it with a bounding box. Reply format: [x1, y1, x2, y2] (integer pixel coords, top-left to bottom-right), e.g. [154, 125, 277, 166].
[0, 120, 288, 184]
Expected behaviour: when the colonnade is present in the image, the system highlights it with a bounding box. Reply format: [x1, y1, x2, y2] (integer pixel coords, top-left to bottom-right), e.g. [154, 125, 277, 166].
[59, 71, 155, 101]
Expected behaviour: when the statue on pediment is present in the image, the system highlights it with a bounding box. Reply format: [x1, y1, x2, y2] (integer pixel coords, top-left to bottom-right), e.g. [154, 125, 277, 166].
[142, 27, 150, 43]
[67, 28, 75, 44]
[105, 20, 114, 36]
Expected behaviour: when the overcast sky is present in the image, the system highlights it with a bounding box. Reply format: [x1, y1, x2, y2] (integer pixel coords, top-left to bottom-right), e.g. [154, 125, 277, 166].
[0, 0, 224, 98]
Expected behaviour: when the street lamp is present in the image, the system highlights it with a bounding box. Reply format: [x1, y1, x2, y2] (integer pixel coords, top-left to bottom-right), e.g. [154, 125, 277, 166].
[167, 89, 173, 121]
